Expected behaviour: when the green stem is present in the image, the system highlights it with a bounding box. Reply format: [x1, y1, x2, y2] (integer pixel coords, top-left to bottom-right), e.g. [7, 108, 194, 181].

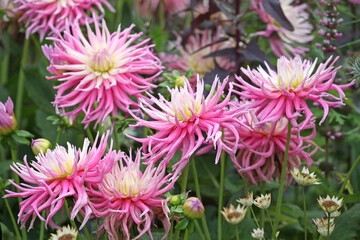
[327, 213, 330, 240]
[302, 186, 307, 240]
[191, 159, 211, 240]
[273, 120, 292, 237]
[10, 148, 27, 240]
[15, 38, 30, 124]
[339, 155, 360, 195]
[2, 190, 22, 240]
[266, 209, 274, 232]
[114, 0, 123, 28]
[83, 223, 92, 240]
[184, 228, 189, 240]
[194, 220, 206, 240]
[0, 46, 10, 85]
[235, 225, 240, 240]
[260, 181, 266, 228]
[174, 162, 191, 240]
[39, 211, 46, 240]
[104, 232, 108, 240]
[55, 128, 62, 145]
[64, 199, 77, 231]
[250, 206, 260, 228]
[169, 217, 174, 240]
[113, 128, 120, 150]
[85, 128, 94, 144]
[217, 150, 226, 240]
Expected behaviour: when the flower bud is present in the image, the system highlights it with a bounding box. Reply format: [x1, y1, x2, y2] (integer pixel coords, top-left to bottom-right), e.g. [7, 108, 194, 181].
[0, 97, 17, 136]
[182, 197, 204, 219]
[175, 76, 186, 88]
[169, 195, 182, 206]
[31, 138, 52, 155]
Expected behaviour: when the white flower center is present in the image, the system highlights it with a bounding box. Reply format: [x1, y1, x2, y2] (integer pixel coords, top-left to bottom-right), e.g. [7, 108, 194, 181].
[117, 168, 141, 197]
[89, 49, 113, 73]
[188, 49, 214, 77]
[276, 56, 304, 90]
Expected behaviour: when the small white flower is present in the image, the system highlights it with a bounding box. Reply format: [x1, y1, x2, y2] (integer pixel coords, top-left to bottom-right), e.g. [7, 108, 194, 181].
[221, 204, 247, 225]
[49, 225, 78, 240]
[290, 167, 320, 186]
[237, 192, 253, 207]
[251, 228, 264, 239]
[318, 195, 343, 213]
[253, 193, 271, 209]
[313, 218, 335, 237]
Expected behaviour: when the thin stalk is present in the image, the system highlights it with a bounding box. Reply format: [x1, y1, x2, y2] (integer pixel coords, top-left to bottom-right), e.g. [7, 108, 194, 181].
[64, 199, 77, 230]
[2, 191, 22, 240]
[339, 155, 360, 195]
[194, 220, 206, 240]
[302, 186, 307, 240]
[191, 159, 211, 240]
[260, 181, 266, 228]
[235, 225, 240, 240]
[327, 213, 330, 240]
[104, 232, 108, 240]
[83, 224, 92, 240]
[174, 162, 191, 240]
[113, 128, 120, 150]
[217, 150, 226, 240]
[39, 211, 46, 240]
[0, 46, 10, 85]
[10, 148, 27, 240]
[114, 0, 123, 28]
[273, 121, 292, 237]
[169, 217, 174, 240]
[55, 128, 62, 145]
[250, 206, 260, 228]
[184, 228, 189, 240]
[85, 128, 94, 144]
[15, 38, 30, 123]
[265, 209, 274, 232]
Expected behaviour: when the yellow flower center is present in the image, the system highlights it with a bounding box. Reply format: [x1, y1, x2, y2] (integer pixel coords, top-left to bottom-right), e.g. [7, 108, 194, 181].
[117, 168, 141, 197]
[89, 49, 113, 73]
[188, 50, 214, 77]
[276, 56, 305, 90]
[53, 157, 75, 178]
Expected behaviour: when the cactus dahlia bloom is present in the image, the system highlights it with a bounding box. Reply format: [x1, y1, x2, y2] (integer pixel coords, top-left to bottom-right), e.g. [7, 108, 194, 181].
[89, 151, 174, 240]
[4, 132, 114, 230]
[234, 55, 354, 130]
[251, 0, 313, 57]
[43, 19, 162, 128]
[14, 0, 114, 40]
[0, 97, 17, 136]
[160, 28, 234, 86]
[225, 108, 317, 184]
[129, 76, 244, 175]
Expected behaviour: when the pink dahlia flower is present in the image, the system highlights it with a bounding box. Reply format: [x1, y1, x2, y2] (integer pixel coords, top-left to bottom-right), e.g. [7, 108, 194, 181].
[15, 0, 114, 40]
[225, 108, 317, 184]
[89, 151, 174, 240]
[135, 0, 190, 17]
[129, 76, 244, 175]
[234, 55, 354, 130]
[251, 0, 313, 57]
[161, 28, 233, 86]
[4, 132, 114, 229]
[0, 97, 17, 136]
[42, 19, 162, 128]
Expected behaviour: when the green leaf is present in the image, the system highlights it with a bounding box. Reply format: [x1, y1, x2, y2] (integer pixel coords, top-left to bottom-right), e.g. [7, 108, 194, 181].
[14, 130, 34, 138]
[162, 73, 176, 81]
[0, 222, 16, 240]
[188, 220, 194, 234]
[185, 68, 193, 79]
[172, 70, 180, 77]
[343, 192, 360, 203]
[330, 203, 360, 239]
[175, 218, 189, 231]
[10, 134, 29, 145]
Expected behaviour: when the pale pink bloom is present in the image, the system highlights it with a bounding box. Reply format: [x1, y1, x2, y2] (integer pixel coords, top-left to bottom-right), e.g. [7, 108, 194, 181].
[42, 19, 162, 128]
[160, 28, 234, 86]
[14, 0, 114, 40]
[225, 108, 317, 184]
[348, 0, 360, 3]
[135, 0, 190, 17]
[4, 132, 114, 230]
[234, 55, 354, 130]
[89, 151, 174, 240]
[0, 97, 17, 136]
[251, 0, 313, 57]
[1, 0, 17, 21]
[129, 76, 244, 175]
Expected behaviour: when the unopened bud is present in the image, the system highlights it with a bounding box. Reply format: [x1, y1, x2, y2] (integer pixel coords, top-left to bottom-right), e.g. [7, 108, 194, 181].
[0, 97, 17, 136]
[31, 138, 52, 155]
[175, 76, 186, 88]
[169, 195, 182, 206]
[182, 197, 204, 219]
